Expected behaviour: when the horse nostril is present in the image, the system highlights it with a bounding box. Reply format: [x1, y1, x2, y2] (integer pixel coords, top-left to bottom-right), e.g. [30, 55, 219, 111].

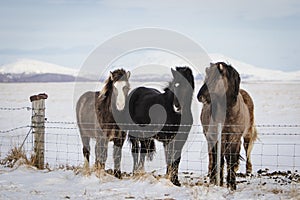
[197, 95, 202, 102]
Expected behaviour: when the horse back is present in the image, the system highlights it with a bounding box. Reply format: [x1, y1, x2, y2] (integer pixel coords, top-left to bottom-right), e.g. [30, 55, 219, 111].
[76, 91, 101, 138]
[128, 87, 163, 123]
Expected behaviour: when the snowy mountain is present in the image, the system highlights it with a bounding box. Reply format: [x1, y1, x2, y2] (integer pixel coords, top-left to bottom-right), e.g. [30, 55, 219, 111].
[0, 59, 81, 82]
[209, 54, 300, 82]
[0, 56, 299, 82]
[0, 59, 78, 76]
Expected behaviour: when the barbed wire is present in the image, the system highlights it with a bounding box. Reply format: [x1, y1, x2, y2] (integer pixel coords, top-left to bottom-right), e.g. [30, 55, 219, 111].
[0, 125, 31, 134]
[2, 124, 299, 136]
[0, 106, 31, 111]
[45, 121, 300, 128]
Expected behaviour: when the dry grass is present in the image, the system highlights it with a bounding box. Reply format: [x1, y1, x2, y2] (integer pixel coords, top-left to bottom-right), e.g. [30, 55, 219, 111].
[0, 147, 35, 168]
[288, 185, 300, 199]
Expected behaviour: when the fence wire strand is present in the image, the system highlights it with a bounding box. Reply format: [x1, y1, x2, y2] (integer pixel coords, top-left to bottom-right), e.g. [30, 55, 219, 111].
[1, 120, 300, 185]
[0, 106, 31, 111]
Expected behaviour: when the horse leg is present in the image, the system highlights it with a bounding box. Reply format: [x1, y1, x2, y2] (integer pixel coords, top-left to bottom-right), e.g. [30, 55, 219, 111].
[164, 142, 173, 180]
[209, 143, 217, 185]
[209, 141, 225, 186]
[225, 140, 241, 190]
[113, 131, 126, 179]
[208, 146, 213, 177]
[243, 135, 253, 175]
[95, 135, 108, 170]
[220, 153, 225, 186]
[137, 140, 147, 172]
[82, 137, 90, 169]
[171, 154, 181, 187]
[137, 138, 155, 171]
[130, 136, 140, 173]
[164, 140, 182, 187]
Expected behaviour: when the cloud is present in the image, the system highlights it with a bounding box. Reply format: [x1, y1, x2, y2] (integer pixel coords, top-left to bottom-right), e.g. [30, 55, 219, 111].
[0, 45, 92, 56]
[101, 0, 300, 20]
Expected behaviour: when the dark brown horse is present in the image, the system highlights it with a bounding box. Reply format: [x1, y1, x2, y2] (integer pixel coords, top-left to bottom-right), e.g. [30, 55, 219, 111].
[76, 69, 130, 178]
[197, 62, 257, 190]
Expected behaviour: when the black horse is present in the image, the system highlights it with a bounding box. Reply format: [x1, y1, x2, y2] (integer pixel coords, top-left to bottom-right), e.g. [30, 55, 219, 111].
[126, 67, 194, 186]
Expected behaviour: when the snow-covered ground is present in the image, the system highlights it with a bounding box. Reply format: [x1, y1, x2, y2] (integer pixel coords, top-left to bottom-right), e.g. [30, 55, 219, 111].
[0, 81, 300, 199]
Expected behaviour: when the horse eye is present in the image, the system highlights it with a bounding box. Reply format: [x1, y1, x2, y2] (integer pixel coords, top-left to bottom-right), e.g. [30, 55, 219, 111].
[123, 86, 130, 92]
[175, 83, 180, 87]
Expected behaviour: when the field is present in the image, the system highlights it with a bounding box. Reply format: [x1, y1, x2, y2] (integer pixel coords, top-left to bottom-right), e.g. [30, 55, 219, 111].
[0, 81, 300, 199]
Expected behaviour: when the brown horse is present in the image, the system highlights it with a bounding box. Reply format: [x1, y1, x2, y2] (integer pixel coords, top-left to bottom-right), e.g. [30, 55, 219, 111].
[76, 69, 130, 178]
[197, 62, 257, 190]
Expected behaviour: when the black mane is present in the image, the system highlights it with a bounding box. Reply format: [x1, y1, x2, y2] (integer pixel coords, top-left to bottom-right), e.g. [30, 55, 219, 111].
[164, 66, 195, 92]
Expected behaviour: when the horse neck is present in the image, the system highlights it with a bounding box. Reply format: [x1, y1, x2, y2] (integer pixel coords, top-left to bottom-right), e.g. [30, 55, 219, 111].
[182, 100, 193, 118]
[99, 82, 114, 108]
[226, 94, 243, 116]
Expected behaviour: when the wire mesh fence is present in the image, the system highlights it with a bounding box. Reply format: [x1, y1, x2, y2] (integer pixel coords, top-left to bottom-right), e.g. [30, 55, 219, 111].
[1, 120, 299, 172]
[0, 105, 300, 192]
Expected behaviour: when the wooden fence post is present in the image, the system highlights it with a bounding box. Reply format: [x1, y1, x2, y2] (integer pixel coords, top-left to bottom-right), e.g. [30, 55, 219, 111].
[30, 93, 48, 169]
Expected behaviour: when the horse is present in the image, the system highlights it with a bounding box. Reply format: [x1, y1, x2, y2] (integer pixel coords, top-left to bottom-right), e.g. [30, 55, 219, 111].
[197, 62, 257, 190]
[76, 69, 130, 178]
[126, 67, 194, 186]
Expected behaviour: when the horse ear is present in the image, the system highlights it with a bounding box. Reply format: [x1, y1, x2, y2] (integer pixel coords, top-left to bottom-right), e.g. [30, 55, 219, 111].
[171, 68, 177, 77]
[110, 71, 113, 81]
[126, 71, 131, 79]
[219, 63, 223, 71]
[217, 63, 225, 75]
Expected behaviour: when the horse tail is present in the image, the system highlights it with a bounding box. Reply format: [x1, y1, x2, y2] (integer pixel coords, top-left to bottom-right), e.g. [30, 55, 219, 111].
[247, 124, 258, 155]
[128, 137, 156, 161]
[240, 89, 258, 155]
[146, 139, 156, 161]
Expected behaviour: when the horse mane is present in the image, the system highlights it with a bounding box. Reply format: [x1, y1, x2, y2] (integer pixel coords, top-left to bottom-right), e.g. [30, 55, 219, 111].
[96, 69, 129, 122]
[164, 66, 195, 92]
[98, 68, 129, 103]
[98, 76, 113, 102]
[217, 62, 240, 106]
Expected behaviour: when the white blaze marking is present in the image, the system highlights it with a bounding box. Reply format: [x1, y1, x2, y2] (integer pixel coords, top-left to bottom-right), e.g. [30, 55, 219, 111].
[114, 81, 127, 110]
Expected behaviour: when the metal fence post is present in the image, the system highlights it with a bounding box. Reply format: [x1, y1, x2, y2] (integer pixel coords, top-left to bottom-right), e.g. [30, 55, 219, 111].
[30, 93, 48, 169]
[216, 123, 222, 186]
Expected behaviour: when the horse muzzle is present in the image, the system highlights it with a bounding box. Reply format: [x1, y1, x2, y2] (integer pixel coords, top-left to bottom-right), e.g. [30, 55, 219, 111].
[116, 102, 125, 111]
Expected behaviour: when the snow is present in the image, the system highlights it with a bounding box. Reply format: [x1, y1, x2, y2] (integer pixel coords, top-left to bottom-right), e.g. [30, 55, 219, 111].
[0, 165, 299, 199]
[0, 81, 300, 199]
[0, 59, 78, 76]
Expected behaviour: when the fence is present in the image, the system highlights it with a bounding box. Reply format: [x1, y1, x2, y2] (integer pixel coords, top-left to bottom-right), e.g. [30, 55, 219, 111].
[0, 96, 300, 190]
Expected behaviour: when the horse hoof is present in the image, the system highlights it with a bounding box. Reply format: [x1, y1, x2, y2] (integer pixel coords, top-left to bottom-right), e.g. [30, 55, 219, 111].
[246, 172, 253, 177]
[246, 170, 253, 177]
[114, 170, 122, 179]
[227, 183, 237, 190]
[172, 180, 181, 187]
[171, 176, 181, 187]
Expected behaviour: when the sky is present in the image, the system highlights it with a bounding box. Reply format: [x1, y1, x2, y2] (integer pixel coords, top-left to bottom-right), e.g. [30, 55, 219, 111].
[0, 0, 299, 71]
